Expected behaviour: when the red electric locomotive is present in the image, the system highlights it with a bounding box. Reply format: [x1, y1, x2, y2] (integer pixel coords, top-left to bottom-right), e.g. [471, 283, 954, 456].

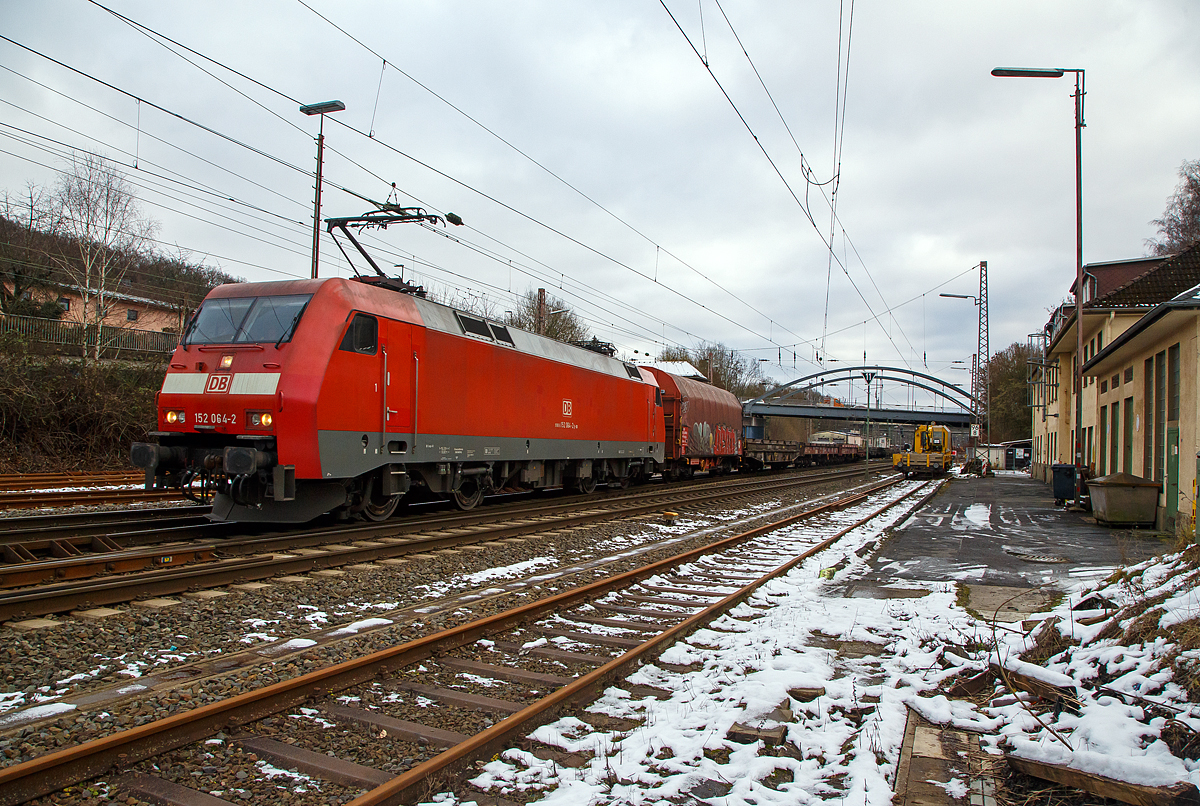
[131, 275, 666, 522]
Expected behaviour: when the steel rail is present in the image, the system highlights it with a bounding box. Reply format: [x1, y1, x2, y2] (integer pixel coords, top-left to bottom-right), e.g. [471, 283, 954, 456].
[0, 477, 908, 805]
[0, 472, 143, 492]
[0, 465, 890, 619]
[0, 489, 181, 510]
[0, 507, 210, 540]
[0, 461, 888, 545]
[354, 478, 934, 806]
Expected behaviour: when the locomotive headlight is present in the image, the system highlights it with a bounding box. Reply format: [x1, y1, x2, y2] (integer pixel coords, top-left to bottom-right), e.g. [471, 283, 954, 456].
[248, 411, 274, 428]
[164, 410, 185, 424]
[260, 412, 273, 427]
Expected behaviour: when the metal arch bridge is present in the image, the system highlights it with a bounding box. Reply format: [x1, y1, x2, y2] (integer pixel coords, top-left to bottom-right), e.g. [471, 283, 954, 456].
[743, 365, 981, 427]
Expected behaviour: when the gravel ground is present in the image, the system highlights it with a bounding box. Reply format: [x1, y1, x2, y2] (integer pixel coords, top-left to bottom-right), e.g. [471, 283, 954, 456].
[2, 471, 881, 803]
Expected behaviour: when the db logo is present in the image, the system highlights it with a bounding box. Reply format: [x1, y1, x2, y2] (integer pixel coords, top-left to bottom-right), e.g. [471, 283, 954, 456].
[205, 374, 232, 394]
[562, 399, 573, 417]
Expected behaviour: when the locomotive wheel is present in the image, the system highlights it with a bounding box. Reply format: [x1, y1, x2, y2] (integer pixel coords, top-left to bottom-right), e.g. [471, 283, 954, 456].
[361, 494, 401, 522]
[452, 479, 484, 510]
[574, 476, 598, 495]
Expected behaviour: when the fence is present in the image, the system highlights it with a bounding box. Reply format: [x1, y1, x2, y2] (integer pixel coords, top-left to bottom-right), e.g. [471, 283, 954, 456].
[0, 313, 179, 358]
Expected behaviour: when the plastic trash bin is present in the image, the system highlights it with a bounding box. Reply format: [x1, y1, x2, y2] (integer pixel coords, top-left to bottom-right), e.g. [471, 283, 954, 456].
[1052, 463, 1077, 504]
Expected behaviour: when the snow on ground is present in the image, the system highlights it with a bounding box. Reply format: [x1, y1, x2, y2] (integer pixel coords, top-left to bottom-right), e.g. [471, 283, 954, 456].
[974, 550, 1200, 790]
[460, 482, 979, 805]
[445, 486, 1200, 805]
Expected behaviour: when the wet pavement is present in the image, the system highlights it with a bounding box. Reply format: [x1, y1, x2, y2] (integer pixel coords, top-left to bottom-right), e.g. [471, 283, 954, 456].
[859, 471, 1177, 593]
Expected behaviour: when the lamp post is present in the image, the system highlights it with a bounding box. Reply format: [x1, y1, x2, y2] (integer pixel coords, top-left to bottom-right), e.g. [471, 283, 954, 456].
[992, 66, 1085, 505]
[300, 100, 346, 279]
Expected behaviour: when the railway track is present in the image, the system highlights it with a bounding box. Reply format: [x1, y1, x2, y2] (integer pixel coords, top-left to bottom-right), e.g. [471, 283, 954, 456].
[0, 463, 891, 611]
[0, 475, 937, 805]
[0, 472, 143, 492]
[0, 474, 183, 511]
[0, 506, 212, 542]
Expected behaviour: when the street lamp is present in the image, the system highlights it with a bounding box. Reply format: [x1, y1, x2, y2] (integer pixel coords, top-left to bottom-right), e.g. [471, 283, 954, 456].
[992, 65, 1085, 505]
[301, 99, 346, 279]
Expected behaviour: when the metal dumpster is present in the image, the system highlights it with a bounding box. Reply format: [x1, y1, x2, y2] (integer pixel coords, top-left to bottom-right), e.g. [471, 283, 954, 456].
[1087, 472, 1160, 526]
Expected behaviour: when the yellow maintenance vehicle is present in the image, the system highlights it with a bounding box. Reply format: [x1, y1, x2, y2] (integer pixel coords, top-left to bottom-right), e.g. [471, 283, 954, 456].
[893, 424, 953, 477]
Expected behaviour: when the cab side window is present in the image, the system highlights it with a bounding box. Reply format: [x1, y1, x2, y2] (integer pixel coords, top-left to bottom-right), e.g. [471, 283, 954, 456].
[339, 313, 378, 354]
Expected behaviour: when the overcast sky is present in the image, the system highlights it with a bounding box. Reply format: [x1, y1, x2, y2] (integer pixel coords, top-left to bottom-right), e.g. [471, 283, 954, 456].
[2, 1, 1198, 408]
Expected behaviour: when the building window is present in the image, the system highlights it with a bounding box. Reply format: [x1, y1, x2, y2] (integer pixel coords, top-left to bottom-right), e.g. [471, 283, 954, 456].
[1124, 366, 1133, 384]
[1112, 373, 1119, 389]
[126, 309, 139, 322]
[58, 297, 70, 311]
[1100, 380, 1107, 394]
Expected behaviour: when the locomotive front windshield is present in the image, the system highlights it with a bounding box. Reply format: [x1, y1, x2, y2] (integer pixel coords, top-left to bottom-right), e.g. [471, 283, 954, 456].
[184, 294, 312, 345]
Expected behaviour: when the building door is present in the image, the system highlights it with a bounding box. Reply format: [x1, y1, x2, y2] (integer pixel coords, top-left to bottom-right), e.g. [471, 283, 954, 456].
[1098, 407, 1108, 476]
[1166, 426, 1180, 528]
[1110, 404, 1119, 476]
[1122, 397, 1134, 474]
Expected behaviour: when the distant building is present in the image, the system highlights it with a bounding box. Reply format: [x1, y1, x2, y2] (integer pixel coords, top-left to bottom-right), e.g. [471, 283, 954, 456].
[49, 283, 185, 333]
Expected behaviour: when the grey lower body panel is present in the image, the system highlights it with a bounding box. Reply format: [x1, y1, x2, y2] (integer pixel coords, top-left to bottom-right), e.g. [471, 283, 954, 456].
[316, 430, 664, 481]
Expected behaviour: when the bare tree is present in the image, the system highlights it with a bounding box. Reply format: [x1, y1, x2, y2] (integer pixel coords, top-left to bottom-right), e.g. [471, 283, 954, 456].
[504, 288, 591, 344]
[425, 282, 500, 320]
[51, 153, 158, 359]
[1147, 158, 1200, 256]
[657, 341, 766, 399]
[138, 246, 241, 332]
[0, 183, 64, 318]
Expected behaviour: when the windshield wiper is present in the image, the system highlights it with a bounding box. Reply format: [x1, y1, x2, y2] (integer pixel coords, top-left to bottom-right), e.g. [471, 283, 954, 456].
[180, 312, 199, 348]
[274, 304, 308, 349]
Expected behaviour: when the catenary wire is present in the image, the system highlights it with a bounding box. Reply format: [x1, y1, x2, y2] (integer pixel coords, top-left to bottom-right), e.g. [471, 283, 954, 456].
[41, 9, 785, 359]
[288, 0, 822, 355]
[9, 12, 832, 365]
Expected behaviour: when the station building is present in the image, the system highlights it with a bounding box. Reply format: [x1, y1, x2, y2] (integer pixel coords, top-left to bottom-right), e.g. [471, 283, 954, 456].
[1030, 242, 1200, 534]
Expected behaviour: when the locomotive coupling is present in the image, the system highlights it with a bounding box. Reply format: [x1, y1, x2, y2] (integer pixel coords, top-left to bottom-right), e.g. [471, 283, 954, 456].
[130, 442, 188, 472]
[223, 446, 276, 475]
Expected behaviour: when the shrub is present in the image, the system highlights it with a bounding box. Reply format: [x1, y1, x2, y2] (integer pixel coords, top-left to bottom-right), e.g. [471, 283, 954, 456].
[0, 355, 161, 472]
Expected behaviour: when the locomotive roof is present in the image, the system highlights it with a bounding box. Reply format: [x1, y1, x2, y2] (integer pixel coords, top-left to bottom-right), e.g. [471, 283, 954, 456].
[410, 294, 648, 385]
[203, 277, 651, 386]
